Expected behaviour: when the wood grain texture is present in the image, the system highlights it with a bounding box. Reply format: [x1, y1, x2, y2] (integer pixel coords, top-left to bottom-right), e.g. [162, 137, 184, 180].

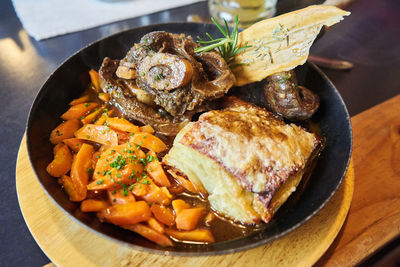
[317, 94, 400, 266]
[17, 135, 353, 267]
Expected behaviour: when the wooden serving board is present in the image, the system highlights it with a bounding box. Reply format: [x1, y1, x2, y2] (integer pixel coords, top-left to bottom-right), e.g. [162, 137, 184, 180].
[317, 94, 400, 266]
[16, 135, 354, 267]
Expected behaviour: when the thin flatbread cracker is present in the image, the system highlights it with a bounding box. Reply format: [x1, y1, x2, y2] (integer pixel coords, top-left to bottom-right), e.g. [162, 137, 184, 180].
[232, 5, 350, 86]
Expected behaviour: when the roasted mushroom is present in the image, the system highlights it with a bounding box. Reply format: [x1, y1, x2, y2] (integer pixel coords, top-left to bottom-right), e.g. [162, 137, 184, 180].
[263, 70, 319, 120]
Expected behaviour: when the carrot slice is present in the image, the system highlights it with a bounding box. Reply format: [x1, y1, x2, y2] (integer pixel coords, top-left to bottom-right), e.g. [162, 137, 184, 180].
[98, 92, 110, 102]
[63, 138, 85, 152]
[148, 217, 165, 234]
[88, 143, 145, 190]
[81, 199, 109, 212]
[172, 199, 191, 215]
[59, 175, 81, 201]
[139, 125, 155, 134]
[89, 69, 101, 91]
[167, 170, 198, 194]
[70, 143, 94, 201]
[75, 124, 118, 147]
[107, 188, 136, 205]
[95, 109, 114, 125]
[69, 95, 90, 105]
[165, 228, 215, 243]
[141, 185, 172, 205]
[99, 201, 151, 225]
[46, 144, 72, 177]
[130, 182, 149, 197]
[150, 204, 175, 227]
[106, 117, 140, 133]
[61, 102, 99, 120]
[145, 151, 170, 187]
[130, 132, 167, 153]
[115, 130, 131, 144]
[123, 224, 173, 247]
[175, 207, 204, 231]
[81, 105, 105, 125]
[53, 143, 64, 154]
[50, 119, 81, 144]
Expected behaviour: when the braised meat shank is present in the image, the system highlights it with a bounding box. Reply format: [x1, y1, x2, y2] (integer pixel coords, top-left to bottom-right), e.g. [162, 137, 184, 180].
[122, 31, 235, 117]
[98, 31, 235, 135]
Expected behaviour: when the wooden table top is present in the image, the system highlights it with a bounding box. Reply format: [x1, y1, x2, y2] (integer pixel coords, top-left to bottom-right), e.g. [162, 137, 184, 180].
[318, 94, 400, 266]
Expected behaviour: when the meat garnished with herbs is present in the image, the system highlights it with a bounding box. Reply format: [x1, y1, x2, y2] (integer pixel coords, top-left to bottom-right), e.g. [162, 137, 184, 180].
[125, 31, 235, 117]
[98, 31, 235, 135]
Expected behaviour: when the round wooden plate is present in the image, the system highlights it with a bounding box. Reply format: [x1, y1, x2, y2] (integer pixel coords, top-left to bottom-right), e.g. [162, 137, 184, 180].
[16, 135, 354, 266]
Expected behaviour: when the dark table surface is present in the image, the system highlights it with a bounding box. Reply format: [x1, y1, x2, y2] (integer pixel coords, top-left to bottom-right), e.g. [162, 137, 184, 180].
[1, 0, 399, 266]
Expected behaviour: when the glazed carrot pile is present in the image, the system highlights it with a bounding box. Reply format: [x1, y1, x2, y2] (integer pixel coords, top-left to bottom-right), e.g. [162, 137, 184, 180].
[46, 70, 215, 246]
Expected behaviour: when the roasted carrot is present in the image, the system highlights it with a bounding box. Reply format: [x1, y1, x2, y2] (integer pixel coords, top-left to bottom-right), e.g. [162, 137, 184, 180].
[87, 143, 145, 190]
[74, 124, 118, 147]
[91, 151, 101, 167]
[167, 170, 198, 194]
[107, 188, 136, 205]
[115, 130, 131, 144]
[69, 95, 90, 105]
[50, 119, 81, 144]
[53, 143, 64, 154]
[63, 138, 85, 152]
[95, 109, 114, 125]
[81, 105, 105, 124]
[70, 143, 94, 201]
[61, 102, 99, 120]
[171, 199, 191, 215]
[123, 224, 173, 247]
[165, 228, 215, 243]
[139, 125, 155, 134]
[89, 69, 101, 91]
[98, 92, 110, 102]
[60, 175, 81, 201]
[150, 204, 175, 227]
[46, 144, 72, 177]
[130, 182, 149, 197]
[175, 207, 204, 231]
[129, 132, 167, 153]
[145, 151, 170, 187]
[148, 217, 165, 234]
[106, 117, 140, 133]
[81, 199, 109, 212]
[99, 201, 151, 225]
[141, 185, 172, 205]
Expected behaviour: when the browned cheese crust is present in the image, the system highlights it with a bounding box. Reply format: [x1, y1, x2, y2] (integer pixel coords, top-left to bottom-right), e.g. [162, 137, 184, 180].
[179, 97, 320, 219]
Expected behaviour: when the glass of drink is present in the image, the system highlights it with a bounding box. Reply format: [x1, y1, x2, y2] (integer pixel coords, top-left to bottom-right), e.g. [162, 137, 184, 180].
[208, 0, 277, 28]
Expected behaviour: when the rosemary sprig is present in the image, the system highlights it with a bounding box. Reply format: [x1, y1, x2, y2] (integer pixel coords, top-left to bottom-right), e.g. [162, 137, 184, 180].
[195, 15, 251, 67]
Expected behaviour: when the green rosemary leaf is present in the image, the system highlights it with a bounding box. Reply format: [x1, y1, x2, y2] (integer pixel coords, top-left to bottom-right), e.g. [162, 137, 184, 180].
[195, 15, 250, 67]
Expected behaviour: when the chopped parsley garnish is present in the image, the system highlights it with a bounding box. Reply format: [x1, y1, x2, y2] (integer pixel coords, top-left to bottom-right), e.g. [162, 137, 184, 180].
[122, 184, 128, 196]
[96, 179, 104, 185]
[110, 155, 127, 170]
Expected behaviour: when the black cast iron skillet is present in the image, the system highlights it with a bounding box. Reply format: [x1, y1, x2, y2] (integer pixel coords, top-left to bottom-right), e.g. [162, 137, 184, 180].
[26, 22, 352, 256]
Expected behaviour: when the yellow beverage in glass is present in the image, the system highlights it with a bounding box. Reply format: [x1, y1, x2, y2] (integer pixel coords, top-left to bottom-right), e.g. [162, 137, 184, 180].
[209, 0, 277, 27]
